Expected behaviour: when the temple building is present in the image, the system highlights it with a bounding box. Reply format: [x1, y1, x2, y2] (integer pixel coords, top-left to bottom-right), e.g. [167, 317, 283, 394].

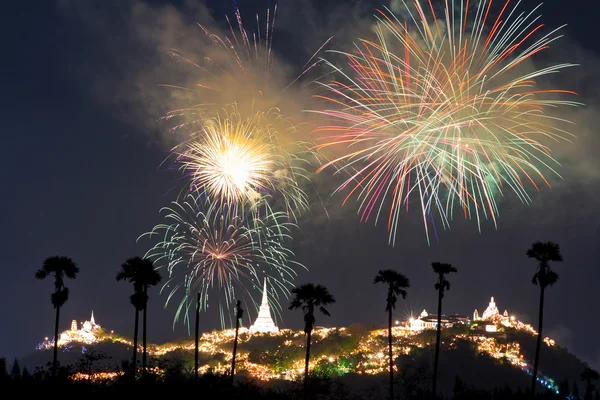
[409, 310, 439, 330]
[408, 309, 469, 331]
[250, 279, 279, 334]
[473, 297, 514, 327]
[58, 311, 101, 345]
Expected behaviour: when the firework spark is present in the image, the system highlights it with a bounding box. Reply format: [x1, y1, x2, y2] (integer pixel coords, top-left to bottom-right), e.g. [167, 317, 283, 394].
[313, 0, 579, 244]
[140, 193, 303, 328]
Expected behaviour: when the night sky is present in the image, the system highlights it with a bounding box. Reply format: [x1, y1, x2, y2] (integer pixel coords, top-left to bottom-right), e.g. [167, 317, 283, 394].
[2, 0, 599, 370]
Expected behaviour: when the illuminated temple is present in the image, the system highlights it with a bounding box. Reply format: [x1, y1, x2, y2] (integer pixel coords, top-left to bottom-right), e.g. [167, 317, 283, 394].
[249, 279, 279, 334]
[58, 311, 101, 345]
[473, 296, 515, 332]
[408, 296, 516, 332]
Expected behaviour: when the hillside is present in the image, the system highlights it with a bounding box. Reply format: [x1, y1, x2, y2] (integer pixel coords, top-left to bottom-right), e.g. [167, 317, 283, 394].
[20, 322, 590, 396]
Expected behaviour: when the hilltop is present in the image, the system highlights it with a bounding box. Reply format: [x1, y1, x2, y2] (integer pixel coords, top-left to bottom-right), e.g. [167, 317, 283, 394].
[20, 321, 589, 397]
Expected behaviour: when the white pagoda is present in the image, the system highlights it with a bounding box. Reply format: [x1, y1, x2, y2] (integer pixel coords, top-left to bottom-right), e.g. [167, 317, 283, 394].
[249, 279, 279, 334]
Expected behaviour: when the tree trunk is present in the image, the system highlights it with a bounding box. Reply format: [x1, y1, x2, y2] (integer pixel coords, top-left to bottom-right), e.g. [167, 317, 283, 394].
[531, 285, 545, 394]
[195, 292, 200, 380]
[132, 307, 139, 380]
[142, 285, 148, 375]
[388, 300, 394, 400]
[231, 308, 241, 384]
[304, 327, 312, 400]
[433, 282, 443, 397]
[53, 304, 60, 377]
[304, 328, 312, 380]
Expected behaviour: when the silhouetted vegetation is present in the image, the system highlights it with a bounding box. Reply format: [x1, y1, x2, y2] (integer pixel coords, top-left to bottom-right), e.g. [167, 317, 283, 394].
[432, 261, 458, 397]
[1, 359, 599, 400]
[231, 300, 244, 383]
[116, 256, 160, 378]
[581, 367, 600, 400]
[139, 258, 162, 375]
[374, 269, 410, 400]
[35, 255, 79, 377]
[527, 241, 562, 394]
[289, 282, 336, 398]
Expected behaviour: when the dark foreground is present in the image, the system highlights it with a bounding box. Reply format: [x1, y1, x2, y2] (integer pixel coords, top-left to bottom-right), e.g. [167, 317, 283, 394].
[0, 371, 593, 400]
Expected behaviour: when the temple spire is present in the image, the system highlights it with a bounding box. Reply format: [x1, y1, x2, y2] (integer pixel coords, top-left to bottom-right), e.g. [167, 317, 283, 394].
[249, 278, 279, 334]
[260, 278, 268, 306]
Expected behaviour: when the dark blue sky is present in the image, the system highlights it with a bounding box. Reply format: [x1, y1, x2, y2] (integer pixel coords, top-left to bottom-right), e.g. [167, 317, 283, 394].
[1, 0, 599, 372]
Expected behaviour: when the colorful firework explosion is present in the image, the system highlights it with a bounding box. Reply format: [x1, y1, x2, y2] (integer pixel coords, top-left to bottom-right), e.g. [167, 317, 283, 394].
[140, 192, 303, 328]
[313, 0, 579, 244]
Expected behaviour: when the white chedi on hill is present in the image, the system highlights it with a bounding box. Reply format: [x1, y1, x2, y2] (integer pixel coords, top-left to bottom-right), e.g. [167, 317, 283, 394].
[249, 279, 279, 334]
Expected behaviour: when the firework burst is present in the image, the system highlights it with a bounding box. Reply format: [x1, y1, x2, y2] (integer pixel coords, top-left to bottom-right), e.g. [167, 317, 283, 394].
[178, 112, 275, 205]
[313, 0, 580, 244]
[172, 106, 311, 222]
[160, 6, 331, 221]
[140, 192, 303, 328]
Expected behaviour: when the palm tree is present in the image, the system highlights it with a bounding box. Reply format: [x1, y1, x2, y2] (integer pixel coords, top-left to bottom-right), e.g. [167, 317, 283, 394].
[374, 269, 410, 400]
[431, 262, 457, 397]
[230, 300, 244, 384]
[138, 259, 161, 375]
[289, 283, 335, 383]
[581, 367, 600, 400]
[116, 257, 148, 378]
[35, 256, 79, 377]
[527, 241, 562, 393]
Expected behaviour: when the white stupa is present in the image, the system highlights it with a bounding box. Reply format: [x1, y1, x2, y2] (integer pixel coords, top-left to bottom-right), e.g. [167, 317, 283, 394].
[249, 279, 279, 334]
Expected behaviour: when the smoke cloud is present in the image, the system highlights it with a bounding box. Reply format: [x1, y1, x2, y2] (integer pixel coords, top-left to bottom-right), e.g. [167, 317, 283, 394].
[56, 0, 600, 234]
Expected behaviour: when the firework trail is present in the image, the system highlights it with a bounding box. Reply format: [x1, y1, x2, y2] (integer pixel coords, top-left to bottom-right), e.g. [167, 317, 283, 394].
[140, 192, 303, 328]
[312, 0, 580, 244]
[161, 6, 332, 221]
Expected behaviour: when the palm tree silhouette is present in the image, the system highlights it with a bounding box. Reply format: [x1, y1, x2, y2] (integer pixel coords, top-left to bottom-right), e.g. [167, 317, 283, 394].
[116, 257, 152, 379]
[231, 300, 244, 384]
[431, 262, 457, 397]
[194, 292, 200, 380]
[35, 256, 79, 377]
[138, 259, 161, 375]
[581, 367, 600, 400]
[374, 269, 410, 400]
[527, 241, 562, 394]
[289, 283, 335, 386]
